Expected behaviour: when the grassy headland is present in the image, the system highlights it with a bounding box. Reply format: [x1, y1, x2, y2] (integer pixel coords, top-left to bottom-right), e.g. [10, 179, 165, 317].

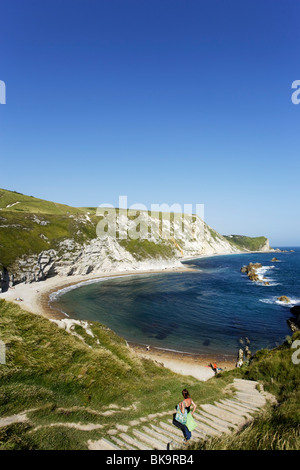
[223, 235, 269, 252]
[0, 298, 299, 450]
[0, 299, 233, 450]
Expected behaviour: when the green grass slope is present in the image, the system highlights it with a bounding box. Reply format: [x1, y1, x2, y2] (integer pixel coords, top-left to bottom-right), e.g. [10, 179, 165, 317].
[0, 299, 233, 450]
[189, 333, 300, 450]
[0, 188, 85, 215]
[224, 235, 269, 252]
[0, 299, 299, 450]
[0, 189, 98, 270]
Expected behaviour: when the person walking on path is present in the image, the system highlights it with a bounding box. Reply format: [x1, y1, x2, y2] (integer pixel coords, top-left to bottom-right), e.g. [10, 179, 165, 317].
[172, 389, 197, 443]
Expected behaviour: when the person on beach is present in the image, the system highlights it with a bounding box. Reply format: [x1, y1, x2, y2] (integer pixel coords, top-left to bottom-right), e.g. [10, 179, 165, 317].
[173, 389, 197, 443]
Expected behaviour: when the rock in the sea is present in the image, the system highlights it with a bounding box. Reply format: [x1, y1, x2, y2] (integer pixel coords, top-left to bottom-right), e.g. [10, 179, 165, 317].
[277, 296, 291, 303]
[248, 272, 259, 281]
[244, 345, 252, 361]
[287, 319, 300, 332]
[287, 305, 300, 332]
[271, 257, 279, 262]
[241, 262, 262, 282]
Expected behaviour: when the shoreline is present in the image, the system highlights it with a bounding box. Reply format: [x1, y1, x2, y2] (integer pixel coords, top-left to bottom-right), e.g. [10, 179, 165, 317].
[128, 342, 236, 380]
[1, 250, 274, 380]
[1, 263, 195, 319]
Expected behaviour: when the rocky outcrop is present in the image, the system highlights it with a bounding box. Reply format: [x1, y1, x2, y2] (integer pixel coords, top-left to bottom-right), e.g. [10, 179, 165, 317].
[0, 268, 11, 293]
[259, 239, 271, 252]
[287, 305, 300, 332]
[277, 296, 291, 303]
[240, 263, 262, 282]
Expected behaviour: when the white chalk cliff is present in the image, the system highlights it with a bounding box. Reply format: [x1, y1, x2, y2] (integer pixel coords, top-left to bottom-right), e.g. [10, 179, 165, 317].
[8, 212, 242, 285]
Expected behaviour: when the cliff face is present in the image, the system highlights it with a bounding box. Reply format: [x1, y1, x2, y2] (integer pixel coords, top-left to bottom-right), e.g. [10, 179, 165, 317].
[4, 213, 239, 286]
[0, 189, 269, 290]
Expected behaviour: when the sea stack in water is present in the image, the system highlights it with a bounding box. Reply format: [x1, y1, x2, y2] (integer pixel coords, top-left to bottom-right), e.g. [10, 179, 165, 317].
[240, 262, 262, 282]
[277, 296, 291, 303]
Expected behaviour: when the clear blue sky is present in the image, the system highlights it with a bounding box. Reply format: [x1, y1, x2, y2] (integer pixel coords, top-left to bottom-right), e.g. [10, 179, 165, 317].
[0, 0, 299, 246]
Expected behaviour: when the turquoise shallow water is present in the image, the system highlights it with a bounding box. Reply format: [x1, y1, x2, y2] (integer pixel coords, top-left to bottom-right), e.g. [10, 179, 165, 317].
[51, 247, 300, 359]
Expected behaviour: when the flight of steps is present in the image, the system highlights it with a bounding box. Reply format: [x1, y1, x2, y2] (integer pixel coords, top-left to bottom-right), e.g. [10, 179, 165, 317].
[88, 379, 272, 450]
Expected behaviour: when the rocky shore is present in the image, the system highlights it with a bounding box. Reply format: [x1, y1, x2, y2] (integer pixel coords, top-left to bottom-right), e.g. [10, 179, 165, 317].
[241, 262, 262, 281]
[240, 262, 271, 285]
[288, 305, 300, 332]
[240, 258, 300, 335]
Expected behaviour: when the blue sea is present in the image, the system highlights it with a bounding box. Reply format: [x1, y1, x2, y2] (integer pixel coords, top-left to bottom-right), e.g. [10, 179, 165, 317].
[51, 247, 300, 360]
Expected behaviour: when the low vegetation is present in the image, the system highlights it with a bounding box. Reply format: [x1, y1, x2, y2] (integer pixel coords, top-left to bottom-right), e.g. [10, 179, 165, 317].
[0, 298, 299, 450]
[0, 299, 233, 450]
[223, 235, 269, 252]
[0, 189, 97, 270]
[119, 239, 176, 260]
[188, 334, 300, 450]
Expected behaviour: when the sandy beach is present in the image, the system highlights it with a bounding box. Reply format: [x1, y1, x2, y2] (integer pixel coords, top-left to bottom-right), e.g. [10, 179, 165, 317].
[0, 262, 236, 381]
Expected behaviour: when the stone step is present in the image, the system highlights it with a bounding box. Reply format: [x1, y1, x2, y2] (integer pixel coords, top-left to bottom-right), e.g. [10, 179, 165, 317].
[234, 386, 260, 395]
[110, 435, 138, 450]
[235, 398, 263, 410]
[155, 422, 204, 448]
[142, 426, 172, 445]
[88, 438, 121, 450]
[188, 417, 222, 437]
[197, 409, 236, 431]
[228, 398, 260, 412]
[235, 388, 264, 397]
[201, 403, 244, 426]
[234, 385, 262, 394]
[162, 421, 185, 438]
[234, 382, 259, 391]
[150, 423, 182, 445]
[220, 399, 256, 415]
[235, 388, 265, 398]
[235, 392, 266, 405]
[234, 383, 262, 393]
[145, 424, 187, 450]
[119, 432, 152, 450]
[217, 401, 253, 420]
[235, 387, 263, 396]
[194, 412, 230, 434]
[167, 417, 216, 440]
[222, 398, 253, 409]
[233, 379, 259, 386]
[133, 429, 166, 450]
[189, 427, 207, 440]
